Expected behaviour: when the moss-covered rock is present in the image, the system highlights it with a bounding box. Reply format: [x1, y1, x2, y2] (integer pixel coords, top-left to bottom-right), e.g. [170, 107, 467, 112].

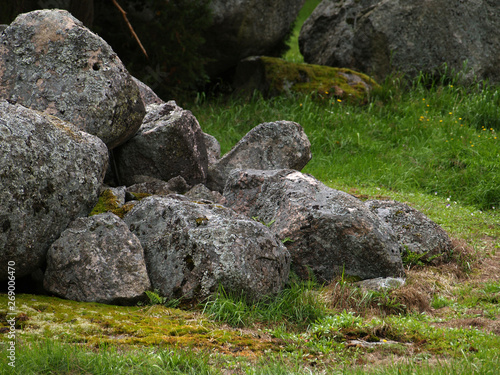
[233, 56, 379, 103]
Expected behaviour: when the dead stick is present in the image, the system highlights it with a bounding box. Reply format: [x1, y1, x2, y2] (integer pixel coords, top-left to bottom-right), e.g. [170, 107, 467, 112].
[111, 0, 148, 59]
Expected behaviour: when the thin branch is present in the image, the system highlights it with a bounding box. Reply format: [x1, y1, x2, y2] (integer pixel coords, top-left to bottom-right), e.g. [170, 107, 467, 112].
[111, 0, 148, 59]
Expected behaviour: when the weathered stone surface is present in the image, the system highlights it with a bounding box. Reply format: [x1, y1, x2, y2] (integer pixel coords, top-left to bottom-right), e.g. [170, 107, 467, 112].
[44, 213, 151, 305]
[125, 175, 190, 196]
[0, 9, 145, 149]
[365, 200, 452, 259]
[114, 101, 208, 186]
[207, 121, 311, 192]
[234, 56, 378, 102]
[124, 196, 290, 301]
[355, 277, 406, 292]
[223, 169, 404, 283]
[132, 76, 164, 106]
[204, 0, 305, 76]
[203, 132, 221, 165]
[0, 100, 108, 280]
[299, 0, 500, 84]
[185, 184, 223, 204]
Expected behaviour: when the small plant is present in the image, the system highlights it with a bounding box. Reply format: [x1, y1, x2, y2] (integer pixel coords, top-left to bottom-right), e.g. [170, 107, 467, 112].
[144, 290, 167, 305]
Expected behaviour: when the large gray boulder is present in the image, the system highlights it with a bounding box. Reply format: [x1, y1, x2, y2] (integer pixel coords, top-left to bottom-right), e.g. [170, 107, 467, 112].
[124, 196, 290, 302]
[365, 200, 452, 260]
[0, 9, 145, 149]
[114, 101, 208, 187]
[44, 212, 151, 305]
[0, 100, 108, 280]
[299, 0, 500, 84]
[207, 121, 311, 192]
[204, 0, 306, 76]
[223, 169, 405, 283]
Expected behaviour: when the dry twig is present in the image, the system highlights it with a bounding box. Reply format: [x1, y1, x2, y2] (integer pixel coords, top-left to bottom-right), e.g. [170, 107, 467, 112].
[111, 0, 148, 58]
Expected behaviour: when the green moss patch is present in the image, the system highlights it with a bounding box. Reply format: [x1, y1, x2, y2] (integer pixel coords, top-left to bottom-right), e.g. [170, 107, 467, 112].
[89, 189, 149, 218]
[234, 56, 379, 104]
[0, 294, 280, 356]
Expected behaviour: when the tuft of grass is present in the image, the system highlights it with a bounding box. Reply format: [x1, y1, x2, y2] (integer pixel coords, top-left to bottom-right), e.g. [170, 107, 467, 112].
[202, 280, 330, 328]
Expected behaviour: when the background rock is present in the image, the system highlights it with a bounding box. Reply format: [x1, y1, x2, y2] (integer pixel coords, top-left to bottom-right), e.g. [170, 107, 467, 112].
[208, 121, 311, 192]
[223, 169, 404, 283]
[204, 0, 306, 77]
[0, 100, 108, 280]
[44, 212, 151, 305]
[0, 9, 145, 149]
[124, 196, 290, 302]
[114, 101, 208, 186]
[365, 200, 452, 260]
[299, 0, 500, 84]
[233, 56, 378, 102]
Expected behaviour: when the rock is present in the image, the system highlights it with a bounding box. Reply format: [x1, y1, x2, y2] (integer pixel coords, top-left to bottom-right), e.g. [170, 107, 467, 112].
[132, 76, 164, 106]
[202, 133, 221, 165]
[0, 100, 108, 280]
[223, 169, 404, 283]
[365, 200, 452, 260]
[233, 56, 378, 102]
[204, 0, 305, 76]
[114, 101, 208, 186]
[207, 121, 311, 192]
[0, 9, 145, 149]
[185, 184, 223, 204]
[124, 196, 290, 302]
[299, 0, 500, 84]
[44, 212, 151, 305]
[355, 277, 406, 292]
[126, 175, 189, 196]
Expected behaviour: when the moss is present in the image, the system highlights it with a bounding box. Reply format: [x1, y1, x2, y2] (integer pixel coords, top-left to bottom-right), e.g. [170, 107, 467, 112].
[260, 56, 379, 104]
[0, 294, 279, 354]
[89, 190, 150, 218]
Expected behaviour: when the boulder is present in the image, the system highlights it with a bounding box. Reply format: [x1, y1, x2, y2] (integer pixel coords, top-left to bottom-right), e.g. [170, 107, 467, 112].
[202, 132, 221, 165]
[0, 9, 145, 149]
[124, 196, 290, 302]
[233, 56, 378, 102]
[365, 200, 452, 260]
[204, 0, 305, 76]
[0, 100, 108, 280]
[44, 212, 151, 305]
[185, 184, 223, 204]
[114, 101, 208, 186]
[132, 76, 164, 106]
[223, 169, 404, 283]
[299, 0, 500, 84]
[207, 121, 311, 192]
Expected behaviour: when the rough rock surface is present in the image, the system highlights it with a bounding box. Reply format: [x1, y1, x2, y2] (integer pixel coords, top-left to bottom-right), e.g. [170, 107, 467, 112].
[202, 132, 221, 165]
[124, 196, 290, 301]
[132, 76, 164, 106]
[204, 0, 305, 76]
[0, 100, 108, 280]
[365, 200, 452, 259]
[0, 9, 145, 149]
[208, 121, 311, 192]
[44, 213, 151, 304]
[223, 169, 404, 282]
[185, 184, 223, 204]
[114, 101, 208, 186]
[299, 0, 500, 84]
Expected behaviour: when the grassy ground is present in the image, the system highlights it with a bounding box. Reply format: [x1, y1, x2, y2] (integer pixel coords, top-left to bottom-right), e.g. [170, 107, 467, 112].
[2, 1, 499, 373]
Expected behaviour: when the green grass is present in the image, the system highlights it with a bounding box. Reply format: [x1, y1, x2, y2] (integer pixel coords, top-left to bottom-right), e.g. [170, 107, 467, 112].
[191, 76, 500, 211]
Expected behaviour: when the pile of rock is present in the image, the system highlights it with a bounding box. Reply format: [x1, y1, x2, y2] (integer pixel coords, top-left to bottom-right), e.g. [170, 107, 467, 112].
[0, 9, 452, 305]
